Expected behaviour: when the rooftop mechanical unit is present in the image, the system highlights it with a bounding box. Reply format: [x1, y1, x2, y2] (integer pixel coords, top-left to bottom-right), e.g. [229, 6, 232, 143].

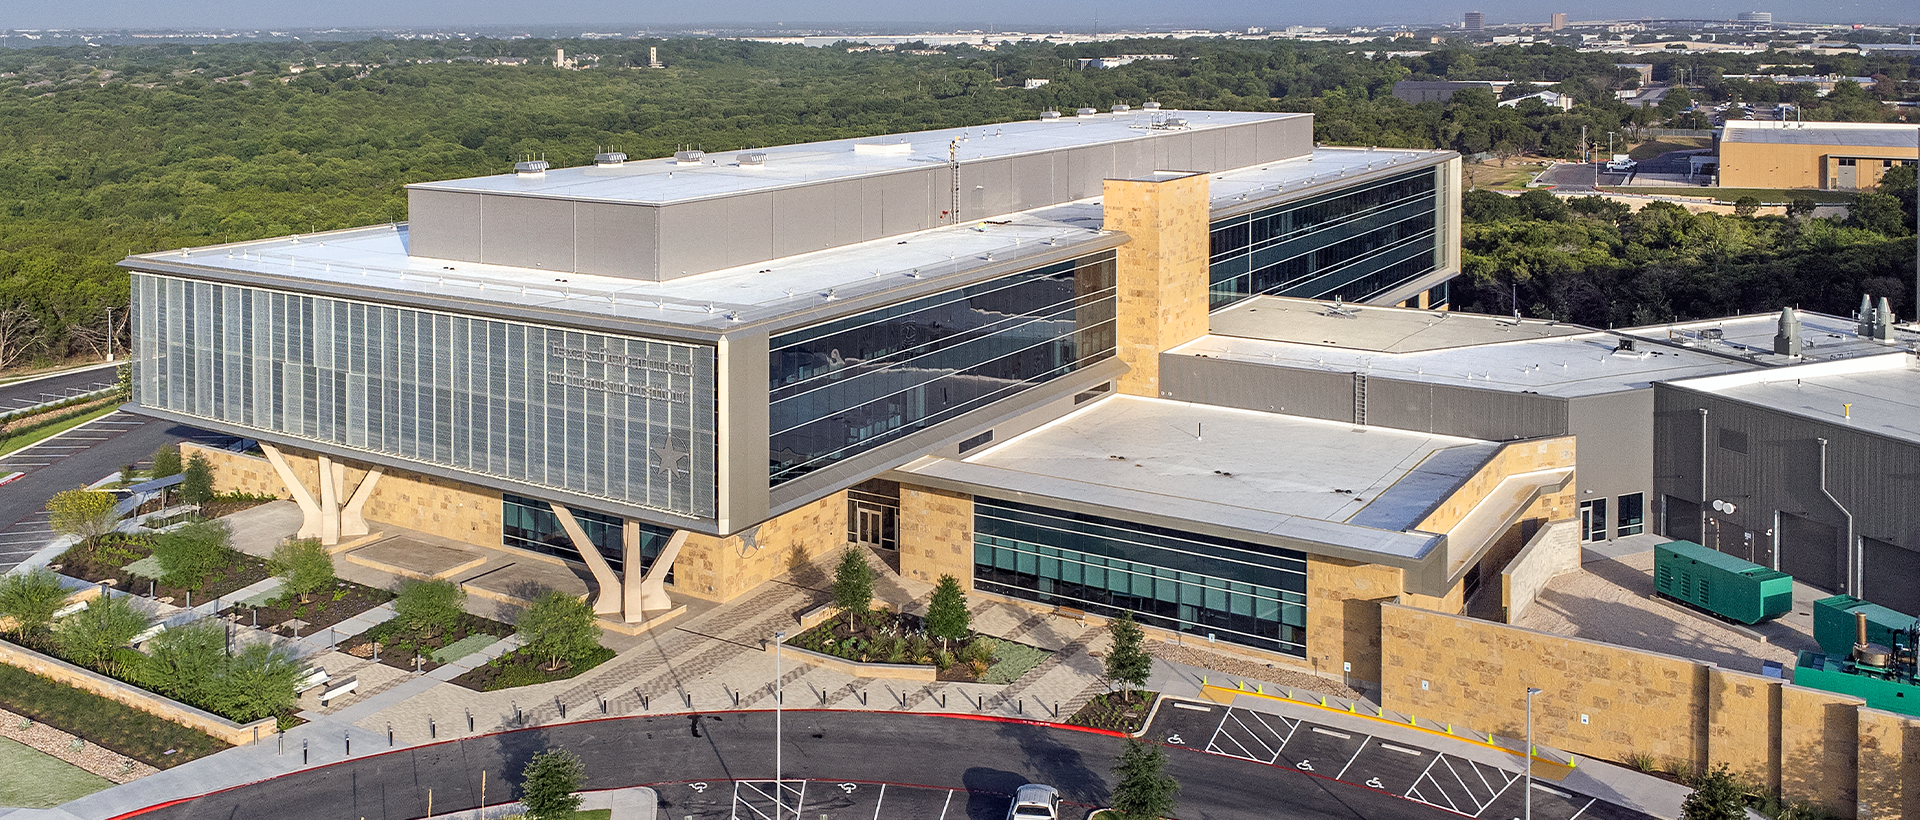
[1652, 539, 1792, 625]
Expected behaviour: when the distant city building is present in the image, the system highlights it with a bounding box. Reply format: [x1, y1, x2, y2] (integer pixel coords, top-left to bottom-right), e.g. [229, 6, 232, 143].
[1392, 80, 1507, 104]
[1023, 78, 1051, 89]
[1550, 12, 1568, 30]
[1076, 54, 1176, 69]
[1737, 11, 1772, 23]
[1464, 11, 1486, 32]
[1498, 89, 1574, 110]
[1490, 35, 1535, 45]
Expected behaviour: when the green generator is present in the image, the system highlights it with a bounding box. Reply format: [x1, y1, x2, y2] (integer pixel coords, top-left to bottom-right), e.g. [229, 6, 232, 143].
[1653, 540, 1794, 624]
[1796, 651, 1920, 718]
[1814, 595, 1916, 657]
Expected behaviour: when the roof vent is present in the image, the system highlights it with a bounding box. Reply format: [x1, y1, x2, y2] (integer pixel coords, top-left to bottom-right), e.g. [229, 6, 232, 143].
[1039, 109, 1062, 120]
[1111, 103, 1131, 113]
[1163, 117, 1188, 128]
[853, 142, 912, 155]
[593, 151, 627, 166]
[513, 159, 549, 175]
[1142, 100, 1162, 110]
[673, 150, 705, 165]
[738, 152, 766, 167]
[1075, 107, 1099, 116]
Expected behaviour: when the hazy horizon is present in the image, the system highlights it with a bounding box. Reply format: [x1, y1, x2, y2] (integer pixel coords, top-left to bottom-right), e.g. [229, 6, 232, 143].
[7, 0, 1916, 32]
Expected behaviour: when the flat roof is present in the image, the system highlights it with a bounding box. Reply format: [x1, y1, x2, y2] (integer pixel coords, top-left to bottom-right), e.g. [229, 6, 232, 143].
[1618, 310, 1919, 365]
[897, 395, 1502, 559]
[1206, 147, 1455, 215]
[410, 111, 1304, 206]
[1721, 121, 1920, 149]
[125, 201, 1117, 337]
[1665, 353, 1920, 445]
[1207, 296, 1589, 352]
[1174, 329, 1759, 398]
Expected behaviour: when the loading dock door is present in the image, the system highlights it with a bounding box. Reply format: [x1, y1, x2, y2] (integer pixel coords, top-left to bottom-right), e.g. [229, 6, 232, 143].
[1862, 538, 1920, 614]
[1778, 512, 1841, 593]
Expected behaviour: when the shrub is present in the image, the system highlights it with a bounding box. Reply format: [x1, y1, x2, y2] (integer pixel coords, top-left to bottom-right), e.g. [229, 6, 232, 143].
[962, 637, 996, 666]
[1680, 764, 1747, 820]
[149, 519, 233, 589]
[520, 748, 586, 819]
[981, 640, 1050, 685]
[46, 489, 121, 544]
[179, 452, 215, 505]
[211, 641, 302, 723]
[925, 575, 970, 648]
[488, 662, 547, 690]
[517, 590, 601, 671]
[54, 593, 150, 672]
[832, 548, 874, 629]
[149, 445, 183, 479]
[137, 620, 228, 706]
[392, 578, 466, 641]
[270, 538, 334, 602]
[0, 567, 70, 638]
[934, 649, 955, 670]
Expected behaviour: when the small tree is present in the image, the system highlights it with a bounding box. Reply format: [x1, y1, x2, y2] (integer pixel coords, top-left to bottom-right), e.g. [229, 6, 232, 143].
[832, 548, 874, 629]
[150, 445, 183, 479]
[1680, 764, 1748, 820]
[150, 519, 234, 590]
[1785, 197, 1818, 219]
[54, 593, 150, 671]
[180, 452, 215, 505]
[393, 578, 466, 640]
[519, 748, 586, 820]
[0, 567, 70, 638]
[212, 641, 303, 723]
[1731, 196, 1761, 218]
[270, 538, 334, 603]
[46, 489, 121, 544]
[924, 575, 970, 649]
[518, 590, 601, 671]
[1108, 738, 1179, 820]
[1104, 612, 1152, 702]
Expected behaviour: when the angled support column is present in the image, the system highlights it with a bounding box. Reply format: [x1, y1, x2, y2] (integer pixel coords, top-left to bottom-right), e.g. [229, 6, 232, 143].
[339, 468, 382, 538]
[261, 444, 323, 540]
[625, 525, 686, 622]
[550, 503, 623, 617]
[316, 455, 340, 546]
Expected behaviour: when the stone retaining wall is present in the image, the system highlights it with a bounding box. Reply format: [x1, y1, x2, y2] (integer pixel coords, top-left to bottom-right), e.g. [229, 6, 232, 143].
[0, 639, 277, 746]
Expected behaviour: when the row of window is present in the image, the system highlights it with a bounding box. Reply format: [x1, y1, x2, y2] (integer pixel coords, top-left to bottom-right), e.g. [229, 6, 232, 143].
[1207, 169, 1442, 309]
[1578, 492, 1645, 543]
[501, 493, 676, 580]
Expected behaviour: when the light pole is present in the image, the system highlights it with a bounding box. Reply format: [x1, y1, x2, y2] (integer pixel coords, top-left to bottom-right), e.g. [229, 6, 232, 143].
[1525, 686, 1543, 820]
[103, 307, 114, 362]
[774, 629, 785, 814]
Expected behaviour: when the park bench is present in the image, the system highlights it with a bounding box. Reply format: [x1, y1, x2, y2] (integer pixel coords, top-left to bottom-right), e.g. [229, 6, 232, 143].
[294, 667, 331, 694]
[317, 676, 359, 705]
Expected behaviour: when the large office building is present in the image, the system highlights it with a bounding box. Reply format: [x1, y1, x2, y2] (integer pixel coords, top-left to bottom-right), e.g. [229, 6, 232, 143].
[1716, 120, 1920, 191]
[125, 110, 1525, 680]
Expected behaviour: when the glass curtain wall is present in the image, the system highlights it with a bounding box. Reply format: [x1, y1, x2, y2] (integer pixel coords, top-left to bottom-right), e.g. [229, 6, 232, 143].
[973, 498, 1307, 656]
[1207, 168, 1440, 309]
[768, 252, 1118, 486]
[501, 493, 675, 580]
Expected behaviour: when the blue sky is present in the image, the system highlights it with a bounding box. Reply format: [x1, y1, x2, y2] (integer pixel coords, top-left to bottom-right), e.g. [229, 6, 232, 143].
[10, 0, 1913, 30]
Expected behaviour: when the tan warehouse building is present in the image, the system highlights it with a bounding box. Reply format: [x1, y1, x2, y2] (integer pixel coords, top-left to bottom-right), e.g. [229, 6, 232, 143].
[1716, 120, 1919, 190]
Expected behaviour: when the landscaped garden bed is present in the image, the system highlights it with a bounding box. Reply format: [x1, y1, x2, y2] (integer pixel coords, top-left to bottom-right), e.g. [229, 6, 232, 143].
[340, 611, 513, 673]
[784, 610, 1050, 684]
[1066, 690, 1160, 734]
[221, 579, 394, 636]
[451, 644, 616, 692]
[0, 662, 228, 769]
[53, 532, 270, 604]
[197, 494, 276, 520]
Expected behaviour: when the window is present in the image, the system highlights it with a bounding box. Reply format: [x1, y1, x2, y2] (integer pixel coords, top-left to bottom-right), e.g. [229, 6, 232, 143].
[1617, 493, 1645, 537]
[501, 493, 675, 581]
[846, 478, 900, 551]
[1717, 428, 1748, 454]
[1579, 498, 1608, 543]
[957, 430, 994, 453]
[972, 497, 1307, 656]
[768, 252, 1118, 486]
[1838, 158, 1857, 167]
[1207, 168, 1441, 309]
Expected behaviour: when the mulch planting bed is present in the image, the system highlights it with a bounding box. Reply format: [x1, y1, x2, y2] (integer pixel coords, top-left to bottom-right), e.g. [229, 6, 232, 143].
[221, 580, 395, 636]
[1066, 690, 1159, 734]
[0, 661, 228, 768]
[451, 645, 616, 692]
[339, 613, 515, 674]
[53, 537, 271, 604]
[786, 610, 1050, 684]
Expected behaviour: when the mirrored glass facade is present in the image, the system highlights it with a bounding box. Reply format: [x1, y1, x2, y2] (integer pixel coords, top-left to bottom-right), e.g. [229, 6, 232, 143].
[501, 493, 675, 578]
[973, 498, 1307, 656]
[132, 275, 718, 518]
[768, 252, 1118, 486]
[1208, 168, 1440, 309]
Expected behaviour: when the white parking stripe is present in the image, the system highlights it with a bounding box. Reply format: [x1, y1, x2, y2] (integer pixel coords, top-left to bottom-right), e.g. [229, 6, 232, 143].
[871, 783, 885, 820]
[1334, 737, 1369, 781]
[1311, 727, 1351, 739]
[1379, 743, 1424, 755]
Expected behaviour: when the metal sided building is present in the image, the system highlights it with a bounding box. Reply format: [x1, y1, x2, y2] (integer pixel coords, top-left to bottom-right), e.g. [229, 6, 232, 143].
[122, 109, 1469, 673]
[1653, 353, 1920, 614]
[1716, 120, 1920, 191]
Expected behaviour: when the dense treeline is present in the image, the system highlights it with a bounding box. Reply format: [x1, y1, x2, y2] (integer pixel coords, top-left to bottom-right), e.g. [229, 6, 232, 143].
[0, 37, 1915, 367]
[1454, 168, 1917, 328]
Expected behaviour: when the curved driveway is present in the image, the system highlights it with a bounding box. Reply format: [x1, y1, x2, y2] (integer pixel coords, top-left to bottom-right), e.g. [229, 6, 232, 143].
[127, 710, 1495, 820]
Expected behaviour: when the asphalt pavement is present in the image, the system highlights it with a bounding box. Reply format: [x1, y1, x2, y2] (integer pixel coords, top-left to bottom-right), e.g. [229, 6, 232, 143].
[0, 411, 234, 573]
[0, 363, 123, 416]
[128, 710, 1540, 820]
[1534, 163, 1598, 193]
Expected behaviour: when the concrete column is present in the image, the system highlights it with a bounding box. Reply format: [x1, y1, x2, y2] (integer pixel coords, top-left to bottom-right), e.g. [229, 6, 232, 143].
[1101, 171, 1212, 398]
[626, 527, 687, 620]
[550, 502, 623, 618]
[316, 455, 340, 546]
[340, 468, 382, 538]
[261, 443, 322, 540]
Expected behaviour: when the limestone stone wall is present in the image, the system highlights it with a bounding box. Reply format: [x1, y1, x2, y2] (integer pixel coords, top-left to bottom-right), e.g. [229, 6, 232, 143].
[181, 442, 288, 499]
[1707, 666, 1781, 794]
[1779, 683, 1860, 815]
[1305, 556, 1406, 683]
[1416, 436, 1577, 534]
[1500, 517, 1580, 623]
[1102, 173, 1211, 398]
[674, 491, 847, 603]
[897, 484, 975, 588]
[1856, 708, 1920, 820]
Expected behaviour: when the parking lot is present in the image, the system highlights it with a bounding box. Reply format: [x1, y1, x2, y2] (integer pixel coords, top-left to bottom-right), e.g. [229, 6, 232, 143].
[653, 778, 1094, 820]
[1146, 701, 1651, 820]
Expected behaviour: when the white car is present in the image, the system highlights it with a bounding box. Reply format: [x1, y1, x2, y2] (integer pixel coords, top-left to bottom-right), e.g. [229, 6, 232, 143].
[1006, 783, 1062, 820]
